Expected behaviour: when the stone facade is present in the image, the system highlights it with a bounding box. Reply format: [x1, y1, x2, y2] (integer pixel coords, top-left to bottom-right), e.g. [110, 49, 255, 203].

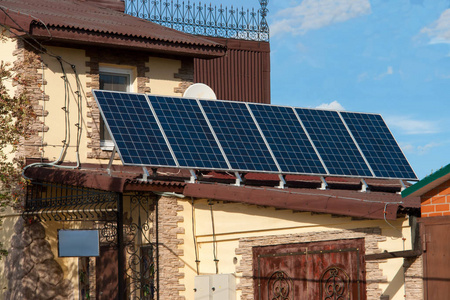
[235, 228, 388, 300]
[4, 218, 73, 300]
[157, 196, 186, 300]
[174, 59, 194, 95]
[85, 48, 151, 160]
[14, 41, 48, 160]
[404, 256, 424, 300]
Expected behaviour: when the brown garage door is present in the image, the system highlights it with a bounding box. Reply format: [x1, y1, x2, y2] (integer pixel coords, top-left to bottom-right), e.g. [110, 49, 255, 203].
[421, 216, 450, 300]
[253, 238, 366, 300]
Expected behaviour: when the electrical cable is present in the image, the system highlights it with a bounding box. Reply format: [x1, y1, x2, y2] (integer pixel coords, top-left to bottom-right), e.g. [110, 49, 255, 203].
[0, 8, 89, 178]
[383, 203, 406, 249]
[191, 198, 200, 275]
[209, 200, 219, 274]
[22, 55, 82, 179]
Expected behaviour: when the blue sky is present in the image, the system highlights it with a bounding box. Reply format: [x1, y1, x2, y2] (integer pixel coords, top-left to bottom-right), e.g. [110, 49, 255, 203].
[211, 0, 449, 180]
[266, 0, 450, 180]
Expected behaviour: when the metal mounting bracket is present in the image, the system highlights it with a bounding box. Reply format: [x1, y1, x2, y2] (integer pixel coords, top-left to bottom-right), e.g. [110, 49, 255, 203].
[187, 169, 197, 183]
[319, 176, 328, 190]
[276, 174, 286, 189]
[234, 172, 243, 186]
[399, 180, 407, 192]
[107, 146, 117, 176]
[140, 167, 152, 182]
[360, 178, 370, 192]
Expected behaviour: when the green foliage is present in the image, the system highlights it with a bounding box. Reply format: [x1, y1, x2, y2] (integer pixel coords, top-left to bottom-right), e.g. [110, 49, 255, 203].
[0, 61, 36, 259]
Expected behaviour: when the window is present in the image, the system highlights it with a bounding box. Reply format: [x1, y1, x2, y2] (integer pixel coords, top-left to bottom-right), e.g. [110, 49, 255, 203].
[99, 67, 133, 150]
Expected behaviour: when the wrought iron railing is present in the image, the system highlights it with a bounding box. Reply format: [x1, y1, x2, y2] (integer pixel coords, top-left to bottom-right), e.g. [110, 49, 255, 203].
[125, 0, 269, 41]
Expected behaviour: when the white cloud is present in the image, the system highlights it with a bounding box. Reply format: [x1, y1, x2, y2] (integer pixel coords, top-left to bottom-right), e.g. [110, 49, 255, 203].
[384, 116, 439, 135]
[419, 9, 450, 44]
[399, 142, 442, 155]
[375, 66, 394, 80]
[271, 0, 371, 36]
[399, 143, 415, 154]
[315, 101, 345, 111]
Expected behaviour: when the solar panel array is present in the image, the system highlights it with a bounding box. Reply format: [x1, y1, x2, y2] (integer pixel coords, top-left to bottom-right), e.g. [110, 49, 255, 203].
[93, 90, 417, 180]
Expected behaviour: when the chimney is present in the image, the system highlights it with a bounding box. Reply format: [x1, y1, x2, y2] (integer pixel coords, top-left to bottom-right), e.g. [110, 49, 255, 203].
[80, 0, 125, 13]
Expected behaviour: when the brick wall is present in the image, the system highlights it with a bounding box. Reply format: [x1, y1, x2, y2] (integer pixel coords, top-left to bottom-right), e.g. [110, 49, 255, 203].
[420, 182, 450, 217]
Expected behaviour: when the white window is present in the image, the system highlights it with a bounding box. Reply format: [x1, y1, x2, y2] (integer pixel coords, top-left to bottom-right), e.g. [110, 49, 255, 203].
[99, 67, 134, 150]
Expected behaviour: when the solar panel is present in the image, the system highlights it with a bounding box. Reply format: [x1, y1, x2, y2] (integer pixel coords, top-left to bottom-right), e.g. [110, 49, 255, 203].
[93, 90, 176, 167]
[200, 100, 279, 172]
[340, 112, 417, 180]
[93, 90, 417, 181]
[148, 95, 229, 170]
[295, 108, 373, 177]
[249, 104, 327, 175]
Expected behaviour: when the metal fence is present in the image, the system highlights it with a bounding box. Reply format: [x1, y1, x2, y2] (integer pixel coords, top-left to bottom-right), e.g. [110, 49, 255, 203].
[125, 0, 269, 41]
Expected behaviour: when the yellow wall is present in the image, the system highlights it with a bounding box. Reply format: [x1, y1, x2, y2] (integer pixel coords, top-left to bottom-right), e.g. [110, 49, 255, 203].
[177, 199, 414, 300]
[0, 34, 21, 298]
[0, 34, 20, 164]
[38, 46, 183, 164]
[148, 57, 182, 96]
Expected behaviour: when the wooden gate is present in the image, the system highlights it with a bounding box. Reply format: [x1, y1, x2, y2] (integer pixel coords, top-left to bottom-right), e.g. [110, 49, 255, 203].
[421, 216, 450, 299]
[253, 239, 366, 300]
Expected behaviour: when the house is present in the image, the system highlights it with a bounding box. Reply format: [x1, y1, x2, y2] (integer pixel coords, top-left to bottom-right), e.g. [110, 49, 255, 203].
[402, 163, 450, 300]
[0, 0, 423, 299]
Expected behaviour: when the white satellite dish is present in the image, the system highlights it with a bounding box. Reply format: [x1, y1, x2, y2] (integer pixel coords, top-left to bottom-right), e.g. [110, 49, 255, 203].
[183, 83, 217, 100]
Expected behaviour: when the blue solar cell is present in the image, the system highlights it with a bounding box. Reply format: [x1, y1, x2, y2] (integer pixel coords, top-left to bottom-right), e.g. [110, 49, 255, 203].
[200, 100, 279, 172]
[148, 95, 229, 169]
[249, 104, 326, 174]
[341, 112, 417, 179]
[295, 108, 373, 177]
[93, 90, 176, 167]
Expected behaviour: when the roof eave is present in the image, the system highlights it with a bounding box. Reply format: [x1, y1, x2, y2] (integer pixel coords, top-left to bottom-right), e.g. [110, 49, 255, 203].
[30, 26, 226, 58]
[402, 163, 450, 198]
[184, 183, 403, 220]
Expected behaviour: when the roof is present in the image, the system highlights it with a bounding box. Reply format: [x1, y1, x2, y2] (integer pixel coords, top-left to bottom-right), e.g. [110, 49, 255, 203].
[0, 0, 225, 57]
[402, 163, 450, 198]
[24, 163, 420, 220]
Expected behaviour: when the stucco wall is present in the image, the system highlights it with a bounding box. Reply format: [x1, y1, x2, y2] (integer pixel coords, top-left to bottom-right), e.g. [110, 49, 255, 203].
[36, 46, 188, 164]
[169, 198, 420, 300]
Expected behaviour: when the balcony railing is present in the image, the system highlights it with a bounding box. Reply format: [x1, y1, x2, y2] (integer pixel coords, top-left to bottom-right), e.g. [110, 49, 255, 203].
[125, 0, 269, 42]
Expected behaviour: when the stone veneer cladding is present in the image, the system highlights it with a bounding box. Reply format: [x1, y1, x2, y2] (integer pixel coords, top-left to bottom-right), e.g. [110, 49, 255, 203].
[85, 48, 151, 160]
[174, 59, 194, 95]
[5, 219, 74, 300]
[157, 196, 186, 300]
[235, 228, 388, 300]
[404, 256, 424, 299]
[15, 41, 48, 160]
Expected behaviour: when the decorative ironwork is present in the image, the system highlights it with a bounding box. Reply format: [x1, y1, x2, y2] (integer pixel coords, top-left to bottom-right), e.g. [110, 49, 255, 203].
[124, 192, 157, 299]
[24, 182, 118, 221]
[320, 266, 350, 300]
[268, 271, 293, 300]
[125, 0, 270, 41]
